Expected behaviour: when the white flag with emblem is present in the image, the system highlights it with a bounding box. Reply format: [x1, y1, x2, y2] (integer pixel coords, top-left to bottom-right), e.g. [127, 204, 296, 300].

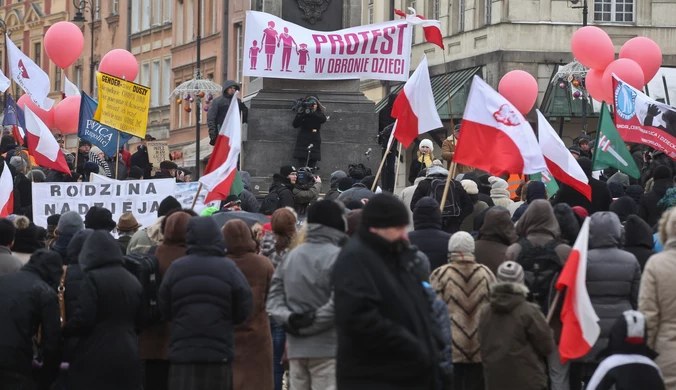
[6, 34, 54, 110]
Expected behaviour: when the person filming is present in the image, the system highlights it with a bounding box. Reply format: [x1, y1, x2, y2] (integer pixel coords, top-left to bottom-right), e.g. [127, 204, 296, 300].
[292, 96, 326, 169]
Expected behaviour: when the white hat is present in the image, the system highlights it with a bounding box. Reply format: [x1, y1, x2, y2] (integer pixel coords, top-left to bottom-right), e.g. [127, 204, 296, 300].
[461, 179, 479, 195]
[90, 146, 104, 156]
[488, 176, 509, 190]
[448, 231, 475, 254]
[419, 139, 434, 152]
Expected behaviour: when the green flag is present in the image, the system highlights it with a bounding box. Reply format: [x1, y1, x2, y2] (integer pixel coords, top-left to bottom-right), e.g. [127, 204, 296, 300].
[530, 171, 559, 198]
[228, 170, 245, 197]
[592, 102, 641, 179]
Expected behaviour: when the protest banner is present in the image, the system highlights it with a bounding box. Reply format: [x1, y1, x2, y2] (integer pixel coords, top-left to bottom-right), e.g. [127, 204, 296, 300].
[79, 92, 133, 157]
[147, 141, 170, 167]
[613, 75, 676, 159]
[32, 178, 175, 229]
[95, 72, 151, 138]
[243, 11, 412, 81]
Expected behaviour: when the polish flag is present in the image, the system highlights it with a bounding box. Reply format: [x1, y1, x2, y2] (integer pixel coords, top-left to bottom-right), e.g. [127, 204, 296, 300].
[556, 218, 600, 364]
[537, 110, 591, 201]
[200, 90, 242, 203]
[0, 161, 13, 217]
[24, 106, 71, 174]
[395, 8, 444, 49]
[391, 55, 443, 148]
[453, 76, 547, 175]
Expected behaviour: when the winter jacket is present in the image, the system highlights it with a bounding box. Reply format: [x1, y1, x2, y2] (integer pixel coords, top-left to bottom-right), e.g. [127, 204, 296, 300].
[460, 199, 489, 232]
[423, 285, 454, 386]
[0, 250, 62, 387]
[639, 178, 673, 228]
[441, 134, 472, 173]
[411, 170, 474, 233]
[63, 231, 144, 390]
[408, 197, 452, 273]
[103, 157, 127, 180]
[479, 282, 555, 390]
[333, 228, 440, 389]
[430, 253, 495, 364]
[292, 110, 326, 161]
[640, 151, 676, 187]
[268, 223, 346, 358]
[398, 176, 425, 232]
[580, 212, 641, 363]
[159, 217, 253, 363]
[207, 80, 249, 140]
[0, 246, 22, 275]
[238, 171, 260, 213]
[292, 181, 322, 213]
[409, 151, 434, 184]
[609, 196, 638, 224]
[223, 220, 274, 390]
[337, 183, 375, 203]
[130, 146, 152, 179]
[623, 215, 655, 271]
[475, 208, 517, 275]
[268, 173, 295, 211]
[126, 216, 165, 254]
[326, 170, 347, 201]
[61, 230, 92, 363]
[139, 212, 191, 361]
[640, 239, 676, 388]
[555, 178, 613, 215]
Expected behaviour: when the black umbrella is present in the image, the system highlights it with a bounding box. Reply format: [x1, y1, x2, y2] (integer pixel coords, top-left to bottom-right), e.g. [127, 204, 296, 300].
[211, 211, 270, 227]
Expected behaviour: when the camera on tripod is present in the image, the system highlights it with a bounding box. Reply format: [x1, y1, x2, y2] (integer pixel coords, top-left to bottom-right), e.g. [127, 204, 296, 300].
[292, 97, 317, 115]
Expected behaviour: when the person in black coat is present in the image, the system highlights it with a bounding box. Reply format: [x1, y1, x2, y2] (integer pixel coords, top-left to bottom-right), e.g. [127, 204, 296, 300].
[638, 165, 673, 228]
[63, 230, 144, 390]
[639, 150, 676, 187]
[409, 197, 452, 273]
[622, 215, 655, 271]
[333, 194, 441, 390]
[266, 166, 297, 213]
[0, 250, 63, 389]
[130, 135, 155, 179]
[610, 196, 639, 225]
[207, 80, 248, 146]
[159, 217, 253, 390]
[553, 157, 613, 215]
[292, 96, 327, 168]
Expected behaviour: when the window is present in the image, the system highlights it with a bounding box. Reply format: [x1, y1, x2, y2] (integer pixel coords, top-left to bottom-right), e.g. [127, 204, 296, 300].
[153, 0, 161, 25]
[432, 0, 440, 20]
[131, 0, 140, 32]
[151, 60, 160, 107]
[200, 0, 205, 36]
[55, 67, 62, 92]
[186, 0, 194, 42]
[162, 58, 171, 105]
[176, 3, 184, 44]
[485, 0, 492, 25]
[594, 0, 633, 22]
[141, 63, 150, 88]
[112, 0, 119, 15]
[33, 42, 41, 66]
[236, 24, 243, 83]
[74, 66, 83, 88]
[94, 0, 101, 20]
[458, 0, 465, 32]
[212, 0, 217, 34]
[368, 0, 373, 24]
[142, 0, 151, 30]
[163, 0, 172, 23]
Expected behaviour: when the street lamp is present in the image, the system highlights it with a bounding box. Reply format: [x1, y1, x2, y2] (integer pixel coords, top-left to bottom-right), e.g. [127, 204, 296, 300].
[0, 17, 7, 110]
[72, 0, 98, 94]
[569, 0, 589, 26]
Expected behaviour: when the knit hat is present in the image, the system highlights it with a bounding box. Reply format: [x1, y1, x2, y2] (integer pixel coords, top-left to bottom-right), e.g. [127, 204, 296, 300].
[330, 170, 347, 189]
[526, 181, 547, 203]
[461, 179, 479, 195]
[497, 261, 525, 284]
[47, 214, 61, 227]
[307, 200, 346, 232]
[572, 206, 589, 220]
[653, 165, 672, 181]
[58, 211, 85, 236]
[568, 145, 581, 157]
[280, 165, 297, 177]
[419, 139, 434, 152]
[432, 159, 443, 167]
[84, 206, 117, 231]
[90, 146, 104, 156]
[160, 160, 178, 170]
[128, 166, 144, 179]
[361, 193, 409, 228]
[158, 195, 182, 217]
[448, 231, 475, 254]
[9, 156, 27, 172]
[488, 176, 509, 190]
[337, 177, 354, 192]
[12, 216, 39, 253]
[271, 208, 297, 237]
[26, 169, 46, 182]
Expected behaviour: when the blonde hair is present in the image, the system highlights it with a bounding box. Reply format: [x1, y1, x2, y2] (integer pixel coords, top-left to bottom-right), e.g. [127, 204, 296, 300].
[659, 208, 676, 245]
[290, 226, 306, 250]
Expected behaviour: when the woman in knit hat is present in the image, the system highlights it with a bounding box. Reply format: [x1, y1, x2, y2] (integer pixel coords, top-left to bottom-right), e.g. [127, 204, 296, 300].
[408, 139, 435, 184]
[430, 231, 495, 390]
[479, 261, 555, 390]
[488, 176, 513, 208]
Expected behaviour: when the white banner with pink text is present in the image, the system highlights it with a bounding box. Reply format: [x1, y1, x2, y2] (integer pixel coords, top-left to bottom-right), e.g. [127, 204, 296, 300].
[243, 11, 412, 81]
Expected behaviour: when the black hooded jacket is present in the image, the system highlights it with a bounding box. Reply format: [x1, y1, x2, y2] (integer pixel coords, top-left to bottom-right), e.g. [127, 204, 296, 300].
[638, 178, 673, 228]
[130, 145, 152, 179]
[553, 157, 612, 215]
[622, 215, 655, 271]
[268, 173, 295, 210]
[63, 231, 144, 390]
[0, 250, 62, 385]
[207, 80, 249, 141]
[159, 217, 253, 363]
[408, 197, 452, 273]
[610, 196, 638, 224]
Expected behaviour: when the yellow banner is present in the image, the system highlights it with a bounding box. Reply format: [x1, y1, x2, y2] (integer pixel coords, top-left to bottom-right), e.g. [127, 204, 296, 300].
[95, 72, 150, 138]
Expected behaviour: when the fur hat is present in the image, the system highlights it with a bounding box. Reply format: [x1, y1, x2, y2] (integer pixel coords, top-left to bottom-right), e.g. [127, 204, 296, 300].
[158, 196, 182, 217]
[448, 231, 475, 254]
[58, 211, 85, 237]
[419, 139, 434, 152]
[461, 179, 479, 195]
[361, 193, 409, 228]
[308, 200, 346, 232]
[84, 206, 116, 232]
[497, 261, 525, 284]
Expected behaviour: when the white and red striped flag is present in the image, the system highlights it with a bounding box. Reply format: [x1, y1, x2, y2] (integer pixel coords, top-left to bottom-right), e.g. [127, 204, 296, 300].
[394, 8, 443, 49]
[0, 161, 14, 217]
[556, 217, 600, 363]
[24, 106, 71, 174]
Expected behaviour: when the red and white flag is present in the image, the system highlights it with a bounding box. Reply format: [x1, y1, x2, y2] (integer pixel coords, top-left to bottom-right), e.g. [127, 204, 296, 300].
[0, 161, 13, 217]
[24, 106, 70, 174]
[200, 91, 242, 203]
[556, 218, 600, 364]
[537, 109, 591, 200]
[395, 8, 443, 49]
[453, 76, 547, 175]
[6, 34, 54, 110]
[391, 55, 443, 148]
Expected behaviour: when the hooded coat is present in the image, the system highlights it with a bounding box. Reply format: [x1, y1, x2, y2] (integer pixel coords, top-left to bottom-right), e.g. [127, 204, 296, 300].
[0, 250, 62, 388]
[63, 231, 144, 390]
[222, 220, 274, 390]
[237, 171, 260, 213]
[581, 212, 642, 363]
[207, 80, 249, 141]
[126, 216, 165, 254]
[292, 97, 327, 161]
[623, 215, 655, 271]
[409, 197, 452, 273]
[326, 170, 347, 201]
[159, 217, 253, 363]
[475, 208, 517, 275]
[479, 282, 555, 390]
[638, 178, 673, 228]
[337, 182, 375, 203]
[268, 173, 295, 212]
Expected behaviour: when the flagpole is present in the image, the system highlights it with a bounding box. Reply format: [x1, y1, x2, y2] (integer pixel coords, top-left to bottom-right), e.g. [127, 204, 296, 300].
[115, 135, 120, 179]
[546, 290, 562, 324]
[439, 161, 457, 212]
[371, 139, 394, 192]
[393, 143, 403, 193]
[74, 138, 80, 171]
[442, 51, 456, 136]
[191, 183, 203, 210]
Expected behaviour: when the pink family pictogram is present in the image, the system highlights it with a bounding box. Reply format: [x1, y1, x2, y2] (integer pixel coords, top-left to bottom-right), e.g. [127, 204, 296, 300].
[252, 21, 310, 73]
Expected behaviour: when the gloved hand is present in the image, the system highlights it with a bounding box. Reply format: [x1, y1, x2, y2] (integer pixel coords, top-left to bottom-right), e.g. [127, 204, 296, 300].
[209, 136, 216, 146]
[289, 311, 315, 329]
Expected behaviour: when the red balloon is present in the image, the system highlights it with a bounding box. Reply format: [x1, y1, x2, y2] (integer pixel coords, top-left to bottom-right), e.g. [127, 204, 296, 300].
[498, 70, 539, 115]
[602, 59, 645, 102]
[585, 69, 611, 103]
[571, 26, 615, 70]
[99, 49, 139, 81]
[44, 22, 84, 69]
[17, 94, 55, 130]
[619, 37, 662, 84]
[54, 96, 82, 134]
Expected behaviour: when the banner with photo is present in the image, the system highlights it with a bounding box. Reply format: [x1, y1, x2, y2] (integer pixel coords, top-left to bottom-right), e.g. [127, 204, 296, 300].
[243, 11, 412, 81]
[613, 75, 676, 159]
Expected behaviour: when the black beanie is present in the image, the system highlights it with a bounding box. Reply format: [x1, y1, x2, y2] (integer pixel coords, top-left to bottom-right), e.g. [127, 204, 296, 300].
[280, 165, 297, 177]
[338, 177, 354, 192]
[653, 165, 672, 181]
[129, 166, 144, 179]
[307, 200, 346, 232]
[158, 196, 182, 217]
[361, 193, 409, 228]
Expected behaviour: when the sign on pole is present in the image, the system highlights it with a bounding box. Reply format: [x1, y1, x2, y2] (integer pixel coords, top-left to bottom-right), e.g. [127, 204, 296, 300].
[95, 72, 151, 138]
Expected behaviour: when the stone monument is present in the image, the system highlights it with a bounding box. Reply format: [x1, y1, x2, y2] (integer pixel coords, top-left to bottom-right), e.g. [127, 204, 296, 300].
[243, 0, 380, 193]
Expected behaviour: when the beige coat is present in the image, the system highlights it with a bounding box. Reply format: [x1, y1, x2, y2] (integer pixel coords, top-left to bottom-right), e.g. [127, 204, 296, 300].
[397, 176, 425, 232]
[639, 240, 676, 389]
[441, 135, 473, 173]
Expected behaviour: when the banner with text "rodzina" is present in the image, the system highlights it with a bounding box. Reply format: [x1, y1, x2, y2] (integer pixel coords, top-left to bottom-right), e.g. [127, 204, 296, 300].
[243, 11, 412, 81]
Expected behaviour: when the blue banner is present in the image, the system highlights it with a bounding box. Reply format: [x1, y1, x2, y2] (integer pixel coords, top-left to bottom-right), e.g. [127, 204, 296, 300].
[2, 95, 26, 128]
[78, 92, 133, 157]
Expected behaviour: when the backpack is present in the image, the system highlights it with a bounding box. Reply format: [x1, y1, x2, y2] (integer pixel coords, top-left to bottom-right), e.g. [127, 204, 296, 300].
[427, 178, 462, 218]
[124, 248, 162, 327]
[516, 239, 562, 314]
[260, 188, 282, 216]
